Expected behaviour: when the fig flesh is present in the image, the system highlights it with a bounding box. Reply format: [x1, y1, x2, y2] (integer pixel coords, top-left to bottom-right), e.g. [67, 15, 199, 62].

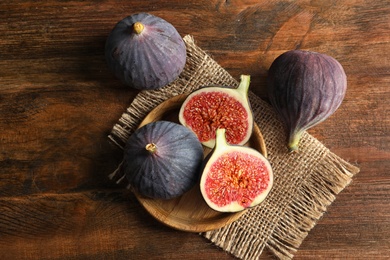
[178, 75, 253, 148]
[267, 50, 347, 151]
[105, 13, 186, 90]
[123, 121, 203, 199]
[200, 129, 273, 212]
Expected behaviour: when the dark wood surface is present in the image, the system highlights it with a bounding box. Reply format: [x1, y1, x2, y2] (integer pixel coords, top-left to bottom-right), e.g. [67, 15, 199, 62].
[1, 1, 389, 259]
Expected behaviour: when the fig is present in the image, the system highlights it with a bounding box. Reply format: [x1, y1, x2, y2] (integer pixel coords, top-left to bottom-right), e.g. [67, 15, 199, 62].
[123, 121, 203, 199]
[200, 129, 273, 212]
[178, 75, 253, 148]
[105, 13, 186, 90]
[267, 50, 347, 151]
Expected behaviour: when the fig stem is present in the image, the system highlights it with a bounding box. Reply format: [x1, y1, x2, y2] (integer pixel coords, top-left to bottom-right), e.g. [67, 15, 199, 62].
[133, 22, 144, 34]
[145, 143, 157, 153]
[287, 132, 302, 152]
[237, 75, 251, 96]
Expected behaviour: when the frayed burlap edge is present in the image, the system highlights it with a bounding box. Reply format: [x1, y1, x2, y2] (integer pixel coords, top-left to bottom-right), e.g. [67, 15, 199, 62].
[203, 138, 359, 259]
[265, 152, 358, 259]
[108, 35, 360, 259]
[201, 92, 359, 260]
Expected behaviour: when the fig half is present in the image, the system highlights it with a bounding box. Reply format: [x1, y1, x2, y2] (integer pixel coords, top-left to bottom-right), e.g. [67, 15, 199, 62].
[267, 50, 347, 151]
[200, 129, 273, 212]
[179, 75, 253, 148]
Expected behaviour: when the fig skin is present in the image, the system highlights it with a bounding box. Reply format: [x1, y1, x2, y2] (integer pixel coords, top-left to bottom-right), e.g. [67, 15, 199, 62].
[200, 129, 273, 213]
[123, 121, 204, 200]
[267, 50, 347, 151]
[105, 13, 186, 90]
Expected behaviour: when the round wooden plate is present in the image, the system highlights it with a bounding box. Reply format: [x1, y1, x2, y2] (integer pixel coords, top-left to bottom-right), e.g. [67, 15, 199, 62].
[134, 94, 267, 232]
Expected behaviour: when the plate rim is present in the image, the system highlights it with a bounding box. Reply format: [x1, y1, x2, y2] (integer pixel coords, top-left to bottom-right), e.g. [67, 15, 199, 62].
[133, 93, 267, 232]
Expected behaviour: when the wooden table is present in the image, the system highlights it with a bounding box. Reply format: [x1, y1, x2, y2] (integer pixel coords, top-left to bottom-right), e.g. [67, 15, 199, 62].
[1, 1, 389, 259]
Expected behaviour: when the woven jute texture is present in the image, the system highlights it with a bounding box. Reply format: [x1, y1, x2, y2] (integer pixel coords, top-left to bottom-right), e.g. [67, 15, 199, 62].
[108, 35, 360, 259]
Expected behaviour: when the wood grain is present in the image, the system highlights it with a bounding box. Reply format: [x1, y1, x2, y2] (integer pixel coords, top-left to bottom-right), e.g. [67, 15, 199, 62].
[0, 0, 389, 259]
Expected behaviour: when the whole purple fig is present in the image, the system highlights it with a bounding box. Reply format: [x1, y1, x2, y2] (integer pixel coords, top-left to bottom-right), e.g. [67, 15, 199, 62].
[267, 50, 347, 151]
[123, 121, 203, 199]
[105, 13, 186, 90]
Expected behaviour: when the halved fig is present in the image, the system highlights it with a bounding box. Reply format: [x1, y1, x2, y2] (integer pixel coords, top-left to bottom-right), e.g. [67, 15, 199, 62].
[200, 129, 273, 212]
[178, 75, 253, 148]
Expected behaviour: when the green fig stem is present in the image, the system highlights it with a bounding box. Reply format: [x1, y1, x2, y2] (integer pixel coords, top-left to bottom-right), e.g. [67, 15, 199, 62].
[133, 22, 145, 34]
[237, 75, 251, 97]
[287, 132, 302, 152]
[145, 143, 157, 153]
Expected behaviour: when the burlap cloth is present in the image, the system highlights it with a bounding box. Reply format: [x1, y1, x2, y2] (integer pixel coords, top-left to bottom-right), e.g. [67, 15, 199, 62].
[108, 35, 360, 259]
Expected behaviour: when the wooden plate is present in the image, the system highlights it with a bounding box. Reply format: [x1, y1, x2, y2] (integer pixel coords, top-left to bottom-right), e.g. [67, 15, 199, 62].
[134, 94, 267, 232]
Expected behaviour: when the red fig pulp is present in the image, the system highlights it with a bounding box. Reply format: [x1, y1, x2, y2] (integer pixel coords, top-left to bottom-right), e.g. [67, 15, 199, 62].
[179, 75, 253, 148]
[200, 129, 273, 212]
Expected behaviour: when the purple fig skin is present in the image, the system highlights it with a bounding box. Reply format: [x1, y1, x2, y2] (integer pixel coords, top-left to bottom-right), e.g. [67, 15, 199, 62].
[105, 13, 186, 90]
[123, 121, 204, 200]
[267, 50, 347, 152]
